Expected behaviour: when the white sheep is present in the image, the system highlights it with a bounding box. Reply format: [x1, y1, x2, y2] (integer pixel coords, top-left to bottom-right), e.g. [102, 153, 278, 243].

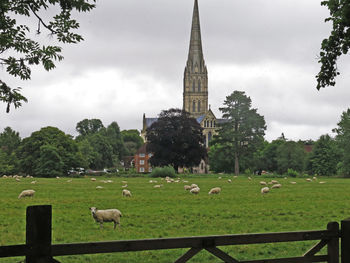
[122, 189, 132, 197]
[227, 179, 232, 183]
[190, 183, 198, 189]
[260, 181, 267, 185]
[18, 189, 35, 199]
[290, 182, 297, 184]
[190, 187, 200, 194]
[89, 207, 122, 229]
[91, 178, 96, 181]
[154, 184, 163, 188]
[261, 187, 270, 194]
[122, 184, 128, 188]
[319, 181, 326, 184]
[31, 181, 36, 184]
[208, 187, 221, 195]
[184, 185, 192, 190]
[271, 180, 278, 184]
[306, 178, 312, 182]
[96, 186, 104, 189]
[271, 184, 282, 189]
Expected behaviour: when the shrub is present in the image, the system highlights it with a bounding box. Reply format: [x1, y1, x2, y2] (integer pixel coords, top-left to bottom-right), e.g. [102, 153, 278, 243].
[150, 166, 176, 178]
[286, 168, 299, 178]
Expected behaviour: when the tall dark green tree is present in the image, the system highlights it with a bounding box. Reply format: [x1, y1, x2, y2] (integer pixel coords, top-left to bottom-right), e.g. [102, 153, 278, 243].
[259, 138, 286, 172]
[1, 0, 96, 112]
[333, 108, 350, 176]
[146, 108, 207, 172]
[211, 91, 266, 175]
[275, 141, 306, 174]
[105, 122, 125, 160]
[17, 126, 83, 176]
[121, 129, 144, 157]
[76, 119, 104, 137]
[35, 145, 64, 177]
[307, 134, 339, 176]
[0, 127, 21, 174]
[316, 0, 350, 89]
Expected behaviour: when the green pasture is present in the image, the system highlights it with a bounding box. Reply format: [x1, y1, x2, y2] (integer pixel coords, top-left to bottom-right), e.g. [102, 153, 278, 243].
[0, 175, 349, 262]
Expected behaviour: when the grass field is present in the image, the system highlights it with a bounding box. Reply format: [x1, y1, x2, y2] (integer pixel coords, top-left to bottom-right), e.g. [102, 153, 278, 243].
[0, 175, 349, 262]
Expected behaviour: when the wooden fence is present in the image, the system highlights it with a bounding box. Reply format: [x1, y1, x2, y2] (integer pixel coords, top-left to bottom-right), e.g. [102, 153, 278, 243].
[1, 205, 350, 263]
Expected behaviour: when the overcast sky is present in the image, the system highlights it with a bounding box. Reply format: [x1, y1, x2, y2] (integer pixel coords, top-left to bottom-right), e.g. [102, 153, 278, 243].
[2, 0, 350, 141]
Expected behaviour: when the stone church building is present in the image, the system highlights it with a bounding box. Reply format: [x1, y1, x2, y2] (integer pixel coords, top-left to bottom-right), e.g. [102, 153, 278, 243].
[140, 0, 222, 172]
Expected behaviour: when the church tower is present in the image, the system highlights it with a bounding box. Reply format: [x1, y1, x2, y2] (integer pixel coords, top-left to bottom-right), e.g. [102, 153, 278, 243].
[183, 0, 208, 118]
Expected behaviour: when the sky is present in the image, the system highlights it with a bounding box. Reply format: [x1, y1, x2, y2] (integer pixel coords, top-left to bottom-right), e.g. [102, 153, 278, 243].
[2, 0, 350, 142]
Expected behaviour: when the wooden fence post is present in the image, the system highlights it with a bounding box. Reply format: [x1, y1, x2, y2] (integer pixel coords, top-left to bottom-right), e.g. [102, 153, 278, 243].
[341, 218, 350, 263]
[26, 205, 58, 263]
[327, 221, 339, 263]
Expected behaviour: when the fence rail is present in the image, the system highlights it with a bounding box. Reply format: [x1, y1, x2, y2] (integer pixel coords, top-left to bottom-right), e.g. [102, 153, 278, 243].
[0, 205, 349, 263]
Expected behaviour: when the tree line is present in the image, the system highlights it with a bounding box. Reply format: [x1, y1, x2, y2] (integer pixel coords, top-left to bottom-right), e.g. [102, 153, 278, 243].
[0, 119, 143, 177]
[209, 93, 350, 177]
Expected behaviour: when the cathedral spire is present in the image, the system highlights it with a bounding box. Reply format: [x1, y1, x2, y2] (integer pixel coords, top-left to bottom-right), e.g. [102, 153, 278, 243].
[183, 0, 208, 118]
[188, 0, 203, 64]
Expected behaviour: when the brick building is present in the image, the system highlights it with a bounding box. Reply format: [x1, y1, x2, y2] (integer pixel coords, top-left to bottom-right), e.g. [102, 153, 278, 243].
[134, 144, 153, 173]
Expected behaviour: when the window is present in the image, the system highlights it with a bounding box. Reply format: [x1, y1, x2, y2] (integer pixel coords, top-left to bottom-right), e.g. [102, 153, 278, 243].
[148, 167, 152, 172]
[210, 121, 212, 127]
[192, 81, 195, 92]
[192, 101, 196, 112]
[198, 80, 201, 92]
[198, 101, 201, 112]
[214, 121, 216, 127]
[139, 153, 145, 157]
[140, 160, 144, 165]
[139, 167, 144, 173]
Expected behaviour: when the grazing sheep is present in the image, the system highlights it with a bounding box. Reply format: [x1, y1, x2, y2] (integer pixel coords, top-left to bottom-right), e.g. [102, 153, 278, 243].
[18, 189, 35, 199]
[91, 178, 96, 181]
[190, 184, 198, 189]
[248, 177, 252, 180]
[16, 178, 21, 182]
[260, 181, 267, 185]
[96, 186, 104, 189]
[319, 181, 326, 184]
[271, 180, 278, 184]
[89, 207, 122, 229]
[31, 181, 36, 184]
[107, 180, 113, 183]
[271, 184, 282, 189]
[56, 176, 60, 179]
[190, 187, 200, 194]
[290, 182, 297, 184]
[184, 185, 192, 191]
[306, 178, 312, 182]
[313, 176, 317, 180]
[208, 187, 221, 195]
[233, 176, 238, 178]
[218, 177, 222, 179]
[261, 187, 270, 194]
[154, 184, 163, 188]
[66, 179, 72, 182]
[122, 189, 132, 197]
[227, 179, 232, 183]
[122, 184, 128, 188]
[2, 175, 7, 178]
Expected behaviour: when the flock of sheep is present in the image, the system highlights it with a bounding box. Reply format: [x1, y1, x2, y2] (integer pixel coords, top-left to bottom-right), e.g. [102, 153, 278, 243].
[3, 174, 326, 229]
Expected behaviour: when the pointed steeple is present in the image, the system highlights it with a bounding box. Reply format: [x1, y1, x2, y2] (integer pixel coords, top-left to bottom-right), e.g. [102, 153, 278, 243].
[188, 0, 204, 67]
[183, 0, 208, 118]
